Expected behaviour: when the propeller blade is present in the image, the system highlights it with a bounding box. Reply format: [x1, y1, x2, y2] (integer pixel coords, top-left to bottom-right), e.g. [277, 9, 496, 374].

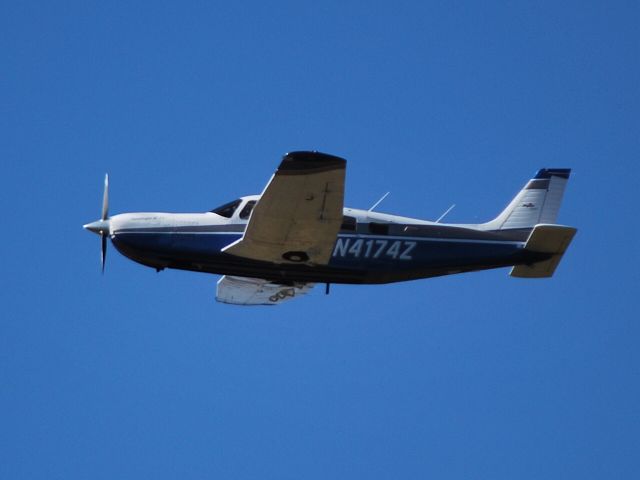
[101, 173, 109, 221]
[101, 232, 107, 273]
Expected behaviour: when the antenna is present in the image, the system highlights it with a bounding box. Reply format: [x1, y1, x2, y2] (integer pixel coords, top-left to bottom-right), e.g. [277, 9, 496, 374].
[435, 204, 456, 223]
[368, 192, 390, 212]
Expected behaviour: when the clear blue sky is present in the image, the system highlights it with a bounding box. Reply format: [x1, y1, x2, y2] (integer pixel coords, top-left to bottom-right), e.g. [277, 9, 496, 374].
[2, 1, 639, 478]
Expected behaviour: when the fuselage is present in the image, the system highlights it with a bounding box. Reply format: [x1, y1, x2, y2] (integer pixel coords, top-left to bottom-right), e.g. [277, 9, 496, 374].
[107, 195, 545, 284]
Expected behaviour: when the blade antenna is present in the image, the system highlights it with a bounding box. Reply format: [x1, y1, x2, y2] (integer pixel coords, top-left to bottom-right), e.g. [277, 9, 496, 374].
[435, 204, 456, 223]
[368, 192, 390, 212]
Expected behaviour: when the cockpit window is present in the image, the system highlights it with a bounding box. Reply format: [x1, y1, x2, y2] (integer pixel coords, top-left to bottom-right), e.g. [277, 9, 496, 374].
[210, 199, 242, 218]
[239, 200, 257, 220]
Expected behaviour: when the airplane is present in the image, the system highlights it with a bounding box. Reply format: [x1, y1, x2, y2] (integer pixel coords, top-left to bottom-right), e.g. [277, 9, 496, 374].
[83, 151, 577, 305]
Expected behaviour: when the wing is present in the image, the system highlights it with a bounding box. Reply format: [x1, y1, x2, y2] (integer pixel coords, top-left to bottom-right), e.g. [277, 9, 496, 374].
[223, 151, 346, 265]
[216, 275, 314, 306]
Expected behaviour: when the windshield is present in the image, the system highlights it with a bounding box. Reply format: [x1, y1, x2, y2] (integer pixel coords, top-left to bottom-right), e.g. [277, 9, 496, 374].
[210, 199, 242, 218]
[239, 200, 257, 219]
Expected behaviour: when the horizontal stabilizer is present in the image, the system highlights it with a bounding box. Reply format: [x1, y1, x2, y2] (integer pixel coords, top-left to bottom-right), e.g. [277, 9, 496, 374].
[510, 224, 577, 278]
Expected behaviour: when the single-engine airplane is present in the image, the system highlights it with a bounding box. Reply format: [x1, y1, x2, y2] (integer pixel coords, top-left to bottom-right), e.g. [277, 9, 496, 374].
[84, 151, 576, 305]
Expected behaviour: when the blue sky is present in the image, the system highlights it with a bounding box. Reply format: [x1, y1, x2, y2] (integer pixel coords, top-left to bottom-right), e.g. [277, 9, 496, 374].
[2, 1, 639, 478]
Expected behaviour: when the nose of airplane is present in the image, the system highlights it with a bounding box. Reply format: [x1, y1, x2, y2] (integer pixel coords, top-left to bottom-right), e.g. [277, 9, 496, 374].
[83, 219, 111, 236]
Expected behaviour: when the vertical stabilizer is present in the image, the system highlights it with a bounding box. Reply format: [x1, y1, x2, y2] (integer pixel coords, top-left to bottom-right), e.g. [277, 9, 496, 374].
[484, 169, 571, 230]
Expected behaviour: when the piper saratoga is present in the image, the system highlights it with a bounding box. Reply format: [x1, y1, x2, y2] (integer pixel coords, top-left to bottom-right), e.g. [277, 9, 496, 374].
[84, 151, 576, 305]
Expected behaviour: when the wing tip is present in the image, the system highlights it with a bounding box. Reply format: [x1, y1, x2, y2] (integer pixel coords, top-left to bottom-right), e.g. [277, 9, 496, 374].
[279, 151, 346, 174]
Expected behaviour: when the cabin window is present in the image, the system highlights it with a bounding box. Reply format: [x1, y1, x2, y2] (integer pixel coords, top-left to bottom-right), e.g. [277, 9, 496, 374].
[369, 222, 389, 235]
[210, 199, 242, 218]
[340, 215, 357, 231]
[239, 200, 257, 219]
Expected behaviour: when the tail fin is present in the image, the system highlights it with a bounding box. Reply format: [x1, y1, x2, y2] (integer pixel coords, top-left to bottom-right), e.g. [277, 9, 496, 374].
[484, 169, 571, 230]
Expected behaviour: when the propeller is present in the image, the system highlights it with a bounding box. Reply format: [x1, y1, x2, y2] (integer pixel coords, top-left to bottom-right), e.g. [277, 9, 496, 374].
[83, 174, 111, 273]
[101, 174, 109, 221]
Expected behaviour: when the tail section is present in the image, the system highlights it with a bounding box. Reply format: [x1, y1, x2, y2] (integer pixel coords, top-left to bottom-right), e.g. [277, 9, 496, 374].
[484, 168, 571, 230]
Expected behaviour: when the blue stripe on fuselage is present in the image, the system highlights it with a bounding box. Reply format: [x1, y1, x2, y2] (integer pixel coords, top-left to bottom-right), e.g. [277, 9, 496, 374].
[328, 234, 523, 271]
[112, 229, 524, 274]
[112, 231, 242, 258]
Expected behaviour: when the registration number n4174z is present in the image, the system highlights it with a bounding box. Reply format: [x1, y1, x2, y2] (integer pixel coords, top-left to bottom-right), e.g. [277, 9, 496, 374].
[332, 238, 417, 260]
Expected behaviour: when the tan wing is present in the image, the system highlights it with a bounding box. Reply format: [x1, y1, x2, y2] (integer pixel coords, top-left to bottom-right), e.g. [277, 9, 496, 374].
[223, 151, 346, 265]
